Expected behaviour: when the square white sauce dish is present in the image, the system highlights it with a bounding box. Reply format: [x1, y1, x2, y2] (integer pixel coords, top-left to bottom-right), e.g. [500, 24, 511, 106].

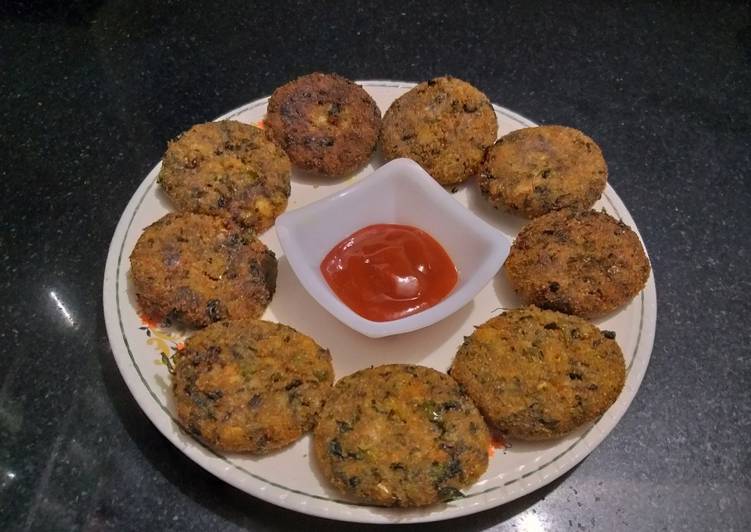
[275, 158, 511, 338]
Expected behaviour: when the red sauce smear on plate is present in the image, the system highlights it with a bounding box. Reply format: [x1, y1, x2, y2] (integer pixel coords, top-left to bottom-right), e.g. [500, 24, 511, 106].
[490, 429, 509, 450]
[320, 224, 458, 322]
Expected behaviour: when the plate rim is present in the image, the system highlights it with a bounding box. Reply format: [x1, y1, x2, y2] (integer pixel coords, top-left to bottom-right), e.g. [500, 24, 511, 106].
[102, 80, 657, 524]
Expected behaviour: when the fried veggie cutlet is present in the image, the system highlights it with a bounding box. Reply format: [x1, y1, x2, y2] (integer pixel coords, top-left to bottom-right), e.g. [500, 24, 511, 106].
[173, 319, 334, 453]
[266, 72, 382, 176]
[380, 76, 497, 186]
[158, 120, 291, 233]
[479, 125, 607, 218]
[313, 364, 489, 507]
[130, 212, 276, 328]
[450, 306, 625, 440]
[503, 209, 650, 317]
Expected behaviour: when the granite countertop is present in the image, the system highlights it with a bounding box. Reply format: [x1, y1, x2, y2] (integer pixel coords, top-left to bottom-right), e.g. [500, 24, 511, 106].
[2, 1, 750, 530]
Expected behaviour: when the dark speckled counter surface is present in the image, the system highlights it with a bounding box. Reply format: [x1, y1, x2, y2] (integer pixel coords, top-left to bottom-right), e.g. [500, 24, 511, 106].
[2, 1, 750, 530]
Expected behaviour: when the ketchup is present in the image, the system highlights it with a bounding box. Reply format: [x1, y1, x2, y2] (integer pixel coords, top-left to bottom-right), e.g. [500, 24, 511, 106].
[320, 224, 458, 322]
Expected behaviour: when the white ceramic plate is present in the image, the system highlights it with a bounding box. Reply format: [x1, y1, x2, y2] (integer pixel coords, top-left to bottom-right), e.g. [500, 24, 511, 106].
[103, 81, 656, 524]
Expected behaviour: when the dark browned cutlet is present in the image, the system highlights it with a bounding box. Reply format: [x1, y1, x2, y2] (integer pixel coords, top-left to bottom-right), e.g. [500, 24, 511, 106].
[266, 72, 382, 177]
